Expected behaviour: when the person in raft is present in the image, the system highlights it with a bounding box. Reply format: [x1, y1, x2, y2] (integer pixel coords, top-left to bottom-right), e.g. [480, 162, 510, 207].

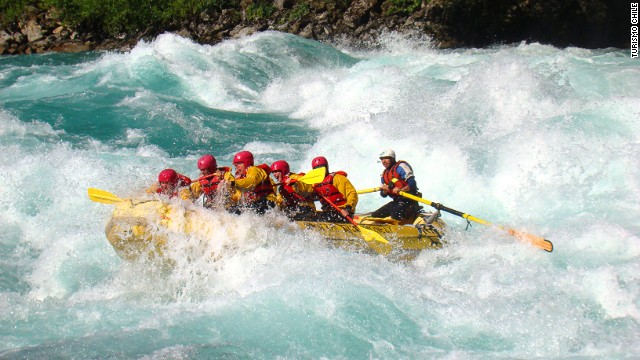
[190, 154, 235, 209]
[227, 150, 276, 215]
[371, 149, 421, 222]
[270, 160, 316, 220]
[146, 168, 193, 200]
[293, 156, 358, 223]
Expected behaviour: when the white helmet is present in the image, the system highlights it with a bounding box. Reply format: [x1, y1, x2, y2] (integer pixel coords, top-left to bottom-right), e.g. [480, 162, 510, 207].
[379, 149, 396, 159]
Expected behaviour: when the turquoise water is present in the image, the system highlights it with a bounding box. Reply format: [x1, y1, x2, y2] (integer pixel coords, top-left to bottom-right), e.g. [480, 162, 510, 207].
[1, 31, 639, 358]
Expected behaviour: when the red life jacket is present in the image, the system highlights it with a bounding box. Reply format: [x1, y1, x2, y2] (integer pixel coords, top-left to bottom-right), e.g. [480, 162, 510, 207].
[198, 167, 229, 196]
[236, 165, 274, 202]
[257, 163, 271, 175]
[314, 171, 347, 206]
[279, 173, 309, 207]
[382, 161, 410, 198]
[156, 174, 191, 198]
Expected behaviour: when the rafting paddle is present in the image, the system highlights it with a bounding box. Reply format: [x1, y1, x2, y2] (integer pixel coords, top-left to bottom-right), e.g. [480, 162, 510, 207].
[271, 167, 328, 187]
[315, 192, 392, 255]
[295, 167, 326, 185]
[357, 187, 381, 194]
[397, 191, 553, 252]
[297, 172, 392, 255]
[88, 188, 125, 204]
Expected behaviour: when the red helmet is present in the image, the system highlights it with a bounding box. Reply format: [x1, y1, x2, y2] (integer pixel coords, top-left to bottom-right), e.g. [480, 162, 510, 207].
[311, 156, 328, 169]
[233, 151, 254, 167]
[197, 154, 217, 170]
[270, 160, 290, 174]
[158, 169, 178, 184]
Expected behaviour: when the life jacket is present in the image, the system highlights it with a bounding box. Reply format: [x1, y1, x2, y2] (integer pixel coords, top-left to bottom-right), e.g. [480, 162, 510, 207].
[314, 171, 347, 206]
[237, 164, 274, 202]
[256, 163, 271, 175]
[198, 167, 229, 196]
[279, 173, 309, 208]
[382, 161, 410, 198]
[156, 174, 192, 198]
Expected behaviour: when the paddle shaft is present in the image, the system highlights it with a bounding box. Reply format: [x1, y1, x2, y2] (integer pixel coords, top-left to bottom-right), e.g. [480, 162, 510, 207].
[316, 192, 391, 250]
[359, 188, 489, 224]
[399, 191, 491, 225]
[357, 187, 381, 194]
[398, 191, 553, 252]
[316, 193, 358, 227]
[359, 188, 489, 225]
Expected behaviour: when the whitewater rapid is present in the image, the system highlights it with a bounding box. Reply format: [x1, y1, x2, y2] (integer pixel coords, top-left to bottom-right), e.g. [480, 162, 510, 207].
[0, 32, 639, 358]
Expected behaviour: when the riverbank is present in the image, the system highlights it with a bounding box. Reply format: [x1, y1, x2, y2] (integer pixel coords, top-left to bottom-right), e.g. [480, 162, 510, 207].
[0, 0, 628, 55]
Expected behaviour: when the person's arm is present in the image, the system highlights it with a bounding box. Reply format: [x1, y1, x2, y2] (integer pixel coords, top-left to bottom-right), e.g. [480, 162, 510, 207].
[221, 170, 235, 191]
[390, 179, 411, 195]
[274, 189, 284, 208]
[286, 173, 317, 209]
[190, 181, 203, 198]
[406, 177, 417, 193]
[266, 176, 278, 203]
[391, 163, 416, 195]
[222, 170, 235, 181]
[146, 183, 159, 194]
[379, 175, 389, 197]
[178, 187, 195, 201]
[335, 175, 358, 214]
[291, 176, 316, 195]
[234, 166, 266, 190]
[219, 171, 240, 204]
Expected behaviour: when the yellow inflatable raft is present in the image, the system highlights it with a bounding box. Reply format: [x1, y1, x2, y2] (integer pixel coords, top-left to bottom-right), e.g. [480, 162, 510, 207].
[103, 198, 446, 262]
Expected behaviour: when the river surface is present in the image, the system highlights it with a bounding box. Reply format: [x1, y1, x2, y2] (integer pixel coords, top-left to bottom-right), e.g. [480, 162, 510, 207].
[1, 31, 638, 358]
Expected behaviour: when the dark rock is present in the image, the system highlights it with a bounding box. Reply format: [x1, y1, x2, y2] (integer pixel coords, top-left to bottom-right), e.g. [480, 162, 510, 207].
[13, 32, 26, 44]
[343, 0, 380, 29]
[50, 40, 92, 52]
[275, 0, 294, 10]
[0, 31, 12, 47]
[299, 24, 314, 39]
[230, 24, 261, 39]
[21, 19, 44, 43]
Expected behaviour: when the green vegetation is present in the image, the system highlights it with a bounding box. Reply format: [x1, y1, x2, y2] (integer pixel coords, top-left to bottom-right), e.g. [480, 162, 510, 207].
[288, 2, 310, 21]
[1, 0, 238, 37]
[245, 1, 276, 21]
[0, 0, 31, 27]
[0, 0, 430, 40]
[386, 0, 422, 15]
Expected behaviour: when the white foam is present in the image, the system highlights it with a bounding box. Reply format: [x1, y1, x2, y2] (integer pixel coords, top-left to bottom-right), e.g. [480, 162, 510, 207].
[2, 37, 639, 357]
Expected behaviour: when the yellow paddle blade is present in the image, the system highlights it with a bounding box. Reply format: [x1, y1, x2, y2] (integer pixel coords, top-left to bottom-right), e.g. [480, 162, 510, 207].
[502, 227, 554, 252]
[87, 188, 124, 204]
[298, 167, 327, 185]
[358, 226, 389, 244]
[358, 226, 393, 256]
[357, 187, 380, 194]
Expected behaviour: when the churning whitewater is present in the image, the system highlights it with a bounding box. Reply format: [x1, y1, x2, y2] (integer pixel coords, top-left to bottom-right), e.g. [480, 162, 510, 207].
[1, 31, 639, 358]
